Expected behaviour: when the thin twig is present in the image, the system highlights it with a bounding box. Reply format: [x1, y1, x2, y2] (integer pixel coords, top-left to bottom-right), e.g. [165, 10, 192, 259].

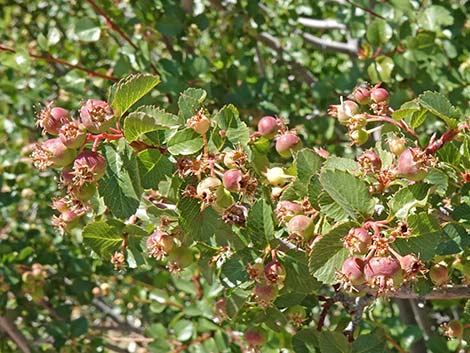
[386, 335, 407, 353]
[91, 298, 144, 335]
[298, 17, 346, 30]
[344, 0, 386, 19]
[172, 332, 213, 353]
[366, 114, 419, 139]
[0, 44, 118, 81]
[301, 32, 358, 56]
[0, 315, 32, 353]
[366, 285, 470, 300]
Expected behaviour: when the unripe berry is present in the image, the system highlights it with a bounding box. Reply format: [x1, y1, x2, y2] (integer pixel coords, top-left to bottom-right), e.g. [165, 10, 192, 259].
[32, 138, 77, 170]
[258, 116, 278, 138]
[36, 103, 70, 135]
[168, 247, 193, 269]
[446, 320, 463, 338]
[52, 197, 70, 213]
[285, 305, 307, 325]
[222, 169, 243, 192]
[341, 257, 365, 285]
[274, 200, 303, 223]
[80, 99, 115, 133]
[265, 167, 292, 186]
[223, 149, 246, 169]
[358, 150, 382, 172]
[351, 86, 370, 105]
[197, 177, 222, 196]
[388, 136, 406, 156]
[370, 87, 389, 103]
[73, 151, 107, 182]
[349, 129, 369, 146]
[287, 215, 314, 240]
[397, 148, 427, 181]
[344, 227, 371, 254]
[244, 327, 267, 347]
[343, 100, 360, 117]
[59, 121, 87, 149]
[264, 260, 286, 286]
[275, 133, 301, 158]
[429, 264, 448, 286]
[364, 257, 401, 280]
[186, 109, 210, 135]
[147, 230, 174, 259]
[253, 283, 278, 307]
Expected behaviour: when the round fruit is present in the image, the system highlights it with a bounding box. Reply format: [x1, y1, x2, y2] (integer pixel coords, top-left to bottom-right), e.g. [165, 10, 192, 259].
[258, 116, 278, 138]
[341, 257, 365, 285]
[429, 264, 448, 286]
[287, 215, 314, 240]
[397, 148, 427, 181]
[275, 133, 301, 158]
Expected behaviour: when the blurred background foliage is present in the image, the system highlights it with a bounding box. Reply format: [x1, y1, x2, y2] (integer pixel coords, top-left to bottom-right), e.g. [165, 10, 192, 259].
[1, 0, 470, 352]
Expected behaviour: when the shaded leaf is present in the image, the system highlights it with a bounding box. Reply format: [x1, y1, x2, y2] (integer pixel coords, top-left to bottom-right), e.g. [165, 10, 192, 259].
[178, 88, 207, 119]
[167, 128, 204, 155]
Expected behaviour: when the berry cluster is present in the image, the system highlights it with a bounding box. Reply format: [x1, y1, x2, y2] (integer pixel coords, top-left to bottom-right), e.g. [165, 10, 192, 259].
[32, 100, 120, 235]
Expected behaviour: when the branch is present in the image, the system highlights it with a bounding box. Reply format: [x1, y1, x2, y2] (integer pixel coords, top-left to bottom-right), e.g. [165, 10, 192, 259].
[85, 0, 160, 76]
[257, 32, 316, 85]
[0, 44, 119, 81]
[344, 0, 386, 20]
[0, 315, 32, 353]
[298, 17, 346, 31]
[91, 298, 144, 335]
[301, 32, 358, 56]
[369, 285, 470, 300]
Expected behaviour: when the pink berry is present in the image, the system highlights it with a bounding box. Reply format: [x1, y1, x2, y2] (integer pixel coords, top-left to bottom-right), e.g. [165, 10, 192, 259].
[73, 151, 107, 184]
[222, 169, 243, 192]
[341, 257, 365, 285]
[275, 133, 301, 158]
[351, 86, 370, 105]
[80, 99, 115, 133]
[287, 215, 313, 240]
[244, 327, 267, 347]
[36, 103, 70, 135]
[31, 138, 76, 170]
[263, 261, 286, 286]
[397, 148, 427, 181]
[358, 150, 382, 171]
[258, 116, 278, 138]
[429, 264, 448, 286]
[370, 87, 389, 103]
[344, 227, 371, 254]
[59, 121, 87, 149]
[364, 257, 402, 281]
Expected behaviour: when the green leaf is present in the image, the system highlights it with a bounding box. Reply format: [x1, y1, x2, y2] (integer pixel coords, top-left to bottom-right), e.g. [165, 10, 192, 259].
[123, 106, 181, 143]
[98, 141, 142, 219]
[292, 328, 319, 353]
[214, 104, 250, 146]
[309, 222, 355, 283]
[393, 213, 442, 261]
[138, 149, 174, 189]
[74, 18, 101, 42]
[318, 331, 350, 353]
[418, 91, 461, 128]
[323, 156, 358, 172]
[319, 170, 375, 220]
[178, 197, 221, 242]
[70, 317, 88, 337]
[417, 5, 454, 32]
[82, 221, 124, 258]
[173, 319, 193, 341]
[109, 74, 160, 117]
[178, 88, 207, 120]
[167, 128, 204, 155]
[284, 250, 321, 293]
[367, 19, 393, 46]
[388, 184, 431, 219]
[437, 223, 470, 255]
[352, 329, 387, 353]
[244, 199, 274, 247]
[368, 56, 394, 83]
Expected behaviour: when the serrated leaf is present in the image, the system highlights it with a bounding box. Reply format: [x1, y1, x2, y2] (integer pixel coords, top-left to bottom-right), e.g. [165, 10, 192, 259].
[319, 170, 375, 220]
[388, 184, 431, 219]
[214, 104, 250, 147]
[244, 199, 274, 247]
[393, 213, 442, 261]
[309, 222, 355, 283]
[318, 331, 350, 353]
[284, 250, 321, 293]
[138, 149, 174, 189]
[167, 128, 204, 156]
[352, 329, 387, 353]
[318, 192, 349, 222]
[98, 141, 142, 219]
[109, 74, 160, 117]
[123, 106, 181, 143]
[82, 221, 124, 258]
[437, 223, 470, 255]
[323, 156, 358, 172]
[178, 197, 221, 242]
[418, 91, 461, 128]
[296, 148, 323, 182]
[292, 328, 319, 353]
[178, 88, 207, 119]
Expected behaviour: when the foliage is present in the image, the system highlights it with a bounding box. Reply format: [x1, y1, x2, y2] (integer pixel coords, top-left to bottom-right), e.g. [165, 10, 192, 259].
[2, 1, 470, 353]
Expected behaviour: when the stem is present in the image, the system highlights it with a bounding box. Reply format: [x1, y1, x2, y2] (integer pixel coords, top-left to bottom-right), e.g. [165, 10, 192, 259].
[0, 45, 118, 81]
[366, 114, 419, 139]
[317, 298, 334, 331]
[0, 315, 32, 353]
[344, 0, 386, 19]
[386, 335, 407, 353]
[172, 332, 213, 353]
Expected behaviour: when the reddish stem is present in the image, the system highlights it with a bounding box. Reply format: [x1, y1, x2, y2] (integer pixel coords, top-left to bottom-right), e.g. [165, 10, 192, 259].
[0, 44, 118, 81]
[366, 114, 419, 139]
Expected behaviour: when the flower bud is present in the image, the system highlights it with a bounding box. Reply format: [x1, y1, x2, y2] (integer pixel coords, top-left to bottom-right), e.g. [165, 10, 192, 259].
[80, 99, 115, 133]
[275, 133, 301, 158]
[265, 167, 293, 186]
[258, 116, 278, 138]
[222, 169, 243, 192]
[36, 103, 70, 135]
